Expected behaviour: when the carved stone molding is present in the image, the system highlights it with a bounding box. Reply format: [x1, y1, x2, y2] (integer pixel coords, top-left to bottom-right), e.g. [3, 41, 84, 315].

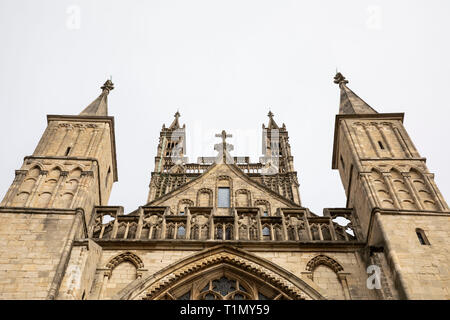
[143, 252, 309, 300]
[105, 252, 144, 270]
[306, 255, 344, 273]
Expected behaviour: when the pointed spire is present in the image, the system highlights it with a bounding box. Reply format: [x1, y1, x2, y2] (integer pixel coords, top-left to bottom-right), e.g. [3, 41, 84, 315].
[169, 111, 181, 129]
[79, 79, 114, 116]
[267, 110, 279, 129]
[334, 72, 377, 114]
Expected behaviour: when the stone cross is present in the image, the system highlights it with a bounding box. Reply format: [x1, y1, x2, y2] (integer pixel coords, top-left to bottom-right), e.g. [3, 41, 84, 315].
[214, 130, 234, 163]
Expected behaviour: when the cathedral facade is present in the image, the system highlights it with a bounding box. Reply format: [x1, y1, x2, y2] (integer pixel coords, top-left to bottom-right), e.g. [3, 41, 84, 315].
[0, 74, 448, 300]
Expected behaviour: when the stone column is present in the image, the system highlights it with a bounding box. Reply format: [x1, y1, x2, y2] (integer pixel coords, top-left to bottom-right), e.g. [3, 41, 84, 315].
[362, 173, 380, 208]
[328, 218, 338, 241]
[70, 125, 85, 156]
[85, 128, 99, 156]
[233, 209, 239, 240]
[136, 207, 144, 239]
[123, 222, 130, 239]
[25, 170, 48, 207]
[403, 173, 424, 210]
[161, 215, 167, 239]
[256, 212, 263, 241]
[383, 173, 401, 209]
[111, 218, 119, 239]
[3, 170, 27, 206]
[56, 125, 74, 156]
[48, 171, 68, 207]
[71, 171, 93, 209]
[317, 224, 324, 240]
[304, 214, 313, 240]
[378, 124, 395, 157]
[363, 123, 381, 158]
[391, 125, 413, 158]
[186, 209, 192, 240]
[97, 269, 112, 299]
[337, 273, 352, 300]
[89, 125, 106, 157]
[281, 212, 288, 241]
[209, 215, 214, 240]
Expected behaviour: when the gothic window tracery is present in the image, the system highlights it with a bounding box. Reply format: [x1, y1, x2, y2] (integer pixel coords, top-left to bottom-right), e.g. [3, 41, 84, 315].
[159, 270, 290, 301]
[197, 276, 252, 300]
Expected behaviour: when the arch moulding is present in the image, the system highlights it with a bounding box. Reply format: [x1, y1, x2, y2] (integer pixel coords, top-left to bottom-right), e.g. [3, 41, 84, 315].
[112, 245, 325, 300]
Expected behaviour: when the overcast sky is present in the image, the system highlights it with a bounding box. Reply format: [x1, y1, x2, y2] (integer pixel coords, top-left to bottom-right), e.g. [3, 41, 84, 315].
[0, 0, 449, 215]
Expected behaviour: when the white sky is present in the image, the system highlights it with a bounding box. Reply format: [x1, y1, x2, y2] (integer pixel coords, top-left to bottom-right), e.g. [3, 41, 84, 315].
[0, 0, 449, 215]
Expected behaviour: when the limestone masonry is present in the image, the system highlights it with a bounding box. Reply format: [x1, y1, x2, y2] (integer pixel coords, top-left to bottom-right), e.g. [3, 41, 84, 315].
[0, 74, 448, 300]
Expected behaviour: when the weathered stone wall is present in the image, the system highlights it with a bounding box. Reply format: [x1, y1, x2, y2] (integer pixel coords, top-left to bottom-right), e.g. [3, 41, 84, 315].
[375, 213, 450, 299]
[0, 210, 77, 299]
[254, 250, 376, 300]
[312, 265, 346, 299]
[80, 247, 376, 300]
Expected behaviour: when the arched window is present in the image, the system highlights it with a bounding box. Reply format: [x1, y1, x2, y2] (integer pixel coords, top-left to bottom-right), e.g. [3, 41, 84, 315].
[215, 224, 223, 240]
[416, 228, 430, 245]
[218, 187, 230, 208]
[262, 226, 271, 240]
[306, 255, 345, 300]
[225, 225, 233, 240]
[177, 226, 186, 239]
[104, 252, 144, 299]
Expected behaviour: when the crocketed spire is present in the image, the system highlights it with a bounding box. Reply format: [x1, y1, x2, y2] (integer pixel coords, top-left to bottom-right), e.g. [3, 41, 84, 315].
[79, 79, 114, 116]
[334, 72, 377, 115]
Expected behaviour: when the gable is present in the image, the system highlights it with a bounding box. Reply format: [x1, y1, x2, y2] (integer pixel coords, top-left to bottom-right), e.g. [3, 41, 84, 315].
[148, 163, 301, 215]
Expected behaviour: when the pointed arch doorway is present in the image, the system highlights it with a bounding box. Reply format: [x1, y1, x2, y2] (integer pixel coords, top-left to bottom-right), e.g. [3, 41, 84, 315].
[150, 263, 290, 300]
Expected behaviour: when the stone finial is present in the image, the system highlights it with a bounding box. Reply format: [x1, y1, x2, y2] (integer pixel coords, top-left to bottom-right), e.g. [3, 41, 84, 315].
[168, 110, 181, 129]
[334, 72, 349, 86]
[215, 130, 232, 145]
[266, 110, 279, 129]
[101, 79, 114, 93]
[79, 79, 114, 116]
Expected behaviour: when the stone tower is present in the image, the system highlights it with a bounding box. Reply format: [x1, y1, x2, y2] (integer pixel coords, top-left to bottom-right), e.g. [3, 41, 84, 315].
[147, 112, 187, 202]
[332, 72, 450, 299]
[0, 75, 448, 300]
[261, 111, 301, 204]
[0, 80, 118, 299]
